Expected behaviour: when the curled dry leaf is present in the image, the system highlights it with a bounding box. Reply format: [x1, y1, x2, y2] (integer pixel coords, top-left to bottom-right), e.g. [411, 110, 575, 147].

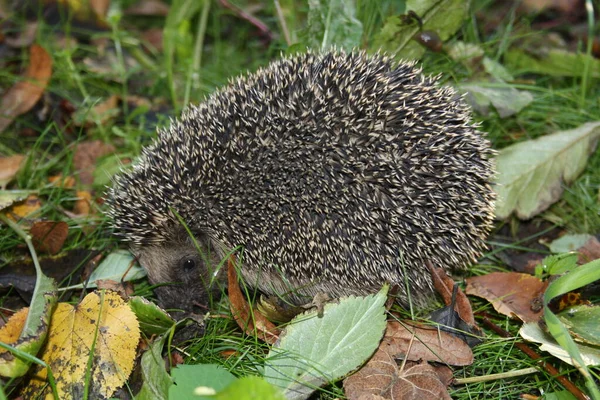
[0, 44, 52, 133]
[465, 272, 548, 323]
[227, 257, 279, 344]
[383, 321, 474, 366]
[0, 154, 25, 189]
[426, 262, 475, 326]
[30, 220, 69, 255]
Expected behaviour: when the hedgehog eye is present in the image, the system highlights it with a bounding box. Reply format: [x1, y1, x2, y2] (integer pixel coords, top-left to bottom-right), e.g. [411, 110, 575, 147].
[180, 256, 197, 272]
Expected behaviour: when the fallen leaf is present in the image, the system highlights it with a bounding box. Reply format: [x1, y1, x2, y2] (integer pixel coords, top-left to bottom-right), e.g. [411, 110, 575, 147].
[459, 83, 533, 118]
[494, 121, 600, 219]
[426, 262, 475, 326]
[48, 174, 76, 188]
[393, 362, 452, 400]
[344, 347, 452, 400]
[520, 322, 600, 366]
[73, 190, 93, 215]
[23, 291, 140, 399]
[228, 257, 279, 344]
[30, 221, 68, 255]
[75, 94, 120, 126]
[5, 194, 42, 221]
[0, 44, 52, 133]
[0, 154, 25, 189]
[73, 140, 115, 186]
[0, 308, 29, 346]
[383, 321, 474, 366]
[465, 272, 548, 322]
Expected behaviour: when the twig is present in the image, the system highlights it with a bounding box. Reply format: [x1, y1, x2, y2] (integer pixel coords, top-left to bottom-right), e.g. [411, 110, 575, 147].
[219, 0, 273, 42]
[273, 0, 291, 46]
[480, 314, 590, 400]
[455, 367, 539, 384]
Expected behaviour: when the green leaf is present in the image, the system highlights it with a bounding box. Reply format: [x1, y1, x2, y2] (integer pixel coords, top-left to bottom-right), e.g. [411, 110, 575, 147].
[169, 364, 236, 400]
[62, 250, 146, 290]
[264, 286, 388, 399]
[558, 305, 600, 345]
[494, 121, 600, 220]
[537, 253, 578, 277]
[459, 83, 533, 118]
[372, 0, 470, 60]
[305, 0, 363, 51]
[520, 322, 600, 367]
[0, 214, 57, 378]
[543, 259, 600, 398]
[548, 234, 594, 254]
[129, 297, 175, 336]
[135, 334, 173, 400]
[505, 49, 600, 78]
[215, 376, 285, 400]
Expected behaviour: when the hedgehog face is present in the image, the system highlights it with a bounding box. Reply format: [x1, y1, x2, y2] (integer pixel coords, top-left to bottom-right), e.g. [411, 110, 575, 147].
[134, 231, 225, 315]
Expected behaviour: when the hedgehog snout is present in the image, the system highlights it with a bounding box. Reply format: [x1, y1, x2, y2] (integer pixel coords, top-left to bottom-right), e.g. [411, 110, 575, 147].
[134, 233, 225, 314]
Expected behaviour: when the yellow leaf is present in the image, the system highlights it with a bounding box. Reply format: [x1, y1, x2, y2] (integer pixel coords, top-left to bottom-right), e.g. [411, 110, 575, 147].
[0, 308, 29, 347]
[23, 291, 140, 399]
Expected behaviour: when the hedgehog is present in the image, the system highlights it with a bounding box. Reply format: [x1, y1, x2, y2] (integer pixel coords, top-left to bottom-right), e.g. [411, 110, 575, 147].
[106, 50, 495, 314]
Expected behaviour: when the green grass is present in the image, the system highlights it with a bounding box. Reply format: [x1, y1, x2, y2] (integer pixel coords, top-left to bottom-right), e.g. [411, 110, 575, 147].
[1, 0, 599, 399]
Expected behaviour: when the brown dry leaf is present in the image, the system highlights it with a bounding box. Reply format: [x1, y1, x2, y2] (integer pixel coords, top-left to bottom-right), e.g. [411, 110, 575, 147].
[227, 257, 279, 344]
[125, 0, 170, 16]
[77, 94, 120, 126]
[73, 140, 115, 185]
[465, 272, 547, 323]
[30, 221, 69, 255]
[344, 347, 452, 400]
[0, 308, 28, 346]
[48, 174, 76, 188]
[5, 194, 42, 221]
[73, 190, 93, 215]
[0, 154, 25, 189]
[577, 236, 600, 263]
[344, 347, 398, 399]
[383, 321, 473, 366]
[426, 262, 475, 326]
[0, 44, 52, 133]
[393, 362, 452, 400]
[23, 291, 140, 399]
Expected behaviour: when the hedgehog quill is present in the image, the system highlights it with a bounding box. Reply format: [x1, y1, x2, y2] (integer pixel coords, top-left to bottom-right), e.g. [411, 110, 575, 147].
[107, 51, 495, 314]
